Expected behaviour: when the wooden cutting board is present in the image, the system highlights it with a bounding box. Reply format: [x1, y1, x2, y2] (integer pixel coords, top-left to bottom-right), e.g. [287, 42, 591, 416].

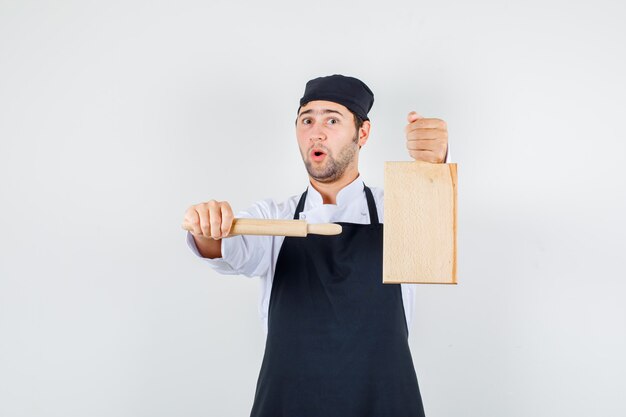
[383, 161, 458, 284]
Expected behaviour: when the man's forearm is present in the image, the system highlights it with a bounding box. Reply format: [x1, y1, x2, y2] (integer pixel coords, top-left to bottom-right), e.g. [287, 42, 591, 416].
[193, 235, 223, 259]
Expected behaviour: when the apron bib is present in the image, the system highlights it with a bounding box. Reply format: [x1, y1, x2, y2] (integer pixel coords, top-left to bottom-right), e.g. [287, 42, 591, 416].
[250, 185, 425, 417]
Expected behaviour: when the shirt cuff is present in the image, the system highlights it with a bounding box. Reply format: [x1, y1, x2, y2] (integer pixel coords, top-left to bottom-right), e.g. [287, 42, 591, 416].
[186, 231, 237, 272]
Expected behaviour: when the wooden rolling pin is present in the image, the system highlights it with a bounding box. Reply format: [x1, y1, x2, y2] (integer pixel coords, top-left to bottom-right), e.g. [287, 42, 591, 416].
[182, 218, 342, 237]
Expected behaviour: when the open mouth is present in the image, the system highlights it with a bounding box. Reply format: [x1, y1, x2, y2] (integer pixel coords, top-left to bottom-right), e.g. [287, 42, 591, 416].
[311, 149, 327, 161]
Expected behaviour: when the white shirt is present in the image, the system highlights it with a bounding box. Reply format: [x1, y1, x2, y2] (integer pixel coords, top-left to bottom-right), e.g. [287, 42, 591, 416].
[186, 174, 423, 334]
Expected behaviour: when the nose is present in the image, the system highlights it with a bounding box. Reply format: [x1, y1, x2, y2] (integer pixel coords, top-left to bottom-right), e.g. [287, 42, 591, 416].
[309, 124, 326, 142]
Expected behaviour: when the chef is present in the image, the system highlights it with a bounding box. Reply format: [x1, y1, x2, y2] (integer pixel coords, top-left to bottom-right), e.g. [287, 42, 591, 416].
[183, 74, 449, 417]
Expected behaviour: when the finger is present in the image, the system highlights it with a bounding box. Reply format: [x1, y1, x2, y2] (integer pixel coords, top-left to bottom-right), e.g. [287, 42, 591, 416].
[408, 142, 447, 161]
[220, 202, 234, 237]
[185, 208, 202, 236]
[407, 140, 447, 156]
[406, 129, 446, 141]
[407, 118, 447, 131]
[408, 149, 439, 163]
[407, 139, 439, 151]
[195, 205, 212, 239]
[406, 111, 423, 123]
[181, 221, 191, 233]
[207, 200, 222, 239]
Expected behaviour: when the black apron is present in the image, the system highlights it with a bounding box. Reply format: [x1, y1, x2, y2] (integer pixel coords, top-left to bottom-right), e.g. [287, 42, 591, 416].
[250, 184, 425, 417]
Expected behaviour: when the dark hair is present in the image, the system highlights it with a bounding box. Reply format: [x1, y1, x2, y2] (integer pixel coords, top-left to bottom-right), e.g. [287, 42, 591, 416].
[352, 112, 364, 131]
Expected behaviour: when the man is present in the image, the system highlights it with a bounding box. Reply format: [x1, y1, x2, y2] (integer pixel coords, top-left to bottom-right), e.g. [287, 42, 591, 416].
[183, 74, 449, 416]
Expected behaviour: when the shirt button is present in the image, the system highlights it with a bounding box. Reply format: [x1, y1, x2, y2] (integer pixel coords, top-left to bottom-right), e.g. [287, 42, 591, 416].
[301, 214, 306, 219]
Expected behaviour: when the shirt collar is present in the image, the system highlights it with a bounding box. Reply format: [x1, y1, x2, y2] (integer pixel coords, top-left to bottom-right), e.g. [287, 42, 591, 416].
[305, 173, 365, 208]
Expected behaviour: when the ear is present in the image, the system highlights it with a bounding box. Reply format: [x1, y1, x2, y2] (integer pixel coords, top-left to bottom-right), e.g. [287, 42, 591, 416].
[358, 120, 371, 148]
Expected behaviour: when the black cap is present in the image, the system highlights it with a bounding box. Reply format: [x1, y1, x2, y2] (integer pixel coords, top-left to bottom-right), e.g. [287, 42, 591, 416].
[299, 74, 374, 121]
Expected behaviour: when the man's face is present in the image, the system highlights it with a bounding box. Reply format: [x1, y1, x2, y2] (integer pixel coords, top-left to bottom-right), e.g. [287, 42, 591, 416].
[296, 100, 362, 184]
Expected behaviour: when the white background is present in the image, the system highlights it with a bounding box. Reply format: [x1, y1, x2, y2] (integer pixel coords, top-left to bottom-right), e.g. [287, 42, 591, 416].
[1, 0, 625, 416]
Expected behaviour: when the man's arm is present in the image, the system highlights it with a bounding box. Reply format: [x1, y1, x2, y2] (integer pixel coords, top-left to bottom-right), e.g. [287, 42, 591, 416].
[183, 198, 279, 278]
[193, 235, 222, 259]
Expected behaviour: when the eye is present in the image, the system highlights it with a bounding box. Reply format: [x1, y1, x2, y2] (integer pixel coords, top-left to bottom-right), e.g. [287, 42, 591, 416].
[302, 118, 311, 125]
[328, 118, 338, 125]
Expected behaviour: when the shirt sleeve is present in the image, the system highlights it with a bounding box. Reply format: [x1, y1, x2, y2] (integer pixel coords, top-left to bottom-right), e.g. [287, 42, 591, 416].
[185, 198, 278, 278]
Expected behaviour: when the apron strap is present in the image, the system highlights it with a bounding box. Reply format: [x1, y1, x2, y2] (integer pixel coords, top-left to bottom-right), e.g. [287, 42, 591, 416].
[293, 183, 380, 225]
[363, 185, 380, 225]
[293, 189, 308, 220]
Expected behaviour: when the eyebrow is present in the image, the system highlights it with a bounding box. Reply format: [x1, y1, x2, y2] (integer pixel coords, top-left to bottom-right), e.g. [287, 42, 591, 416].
[298, 109, 345, 118]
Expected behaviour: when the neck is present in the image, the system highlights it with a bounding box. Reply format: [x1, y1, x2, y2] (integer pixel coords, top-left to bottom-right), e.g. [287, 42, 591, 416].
[309, 168, 359, 205]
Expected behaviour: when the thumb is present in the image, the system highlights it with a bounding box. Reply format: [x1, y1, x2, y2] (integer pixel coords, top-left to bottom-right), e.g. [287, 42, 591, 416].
[407, 111, 423, 123]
